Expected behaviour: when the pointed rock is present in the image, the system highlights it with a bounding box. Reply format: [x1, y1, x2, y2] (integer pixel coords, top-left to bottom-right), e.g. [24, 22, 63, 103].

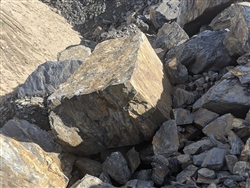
[228, 131, 244, 155]
[171, 108, 194, 125]
[176, 164, 198, 184]
[125, 147, 140, 174]
[183, 138, 214, 155]
[193, 108, 219, 129]
[48, 31, 173, 155]
[151, 155, 170, 185]
[225, 155, 238, 174]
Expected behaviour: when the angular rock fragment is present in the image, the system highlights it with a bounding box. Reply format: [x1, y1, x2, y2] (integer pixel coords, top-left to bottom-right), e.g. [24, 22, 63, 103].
[183, 139, 214, 155]
[237, 51, 250, 65]
[151, 155, 170, 185]
[152, 120, 179, 157]
[153, 22, 189, 53]
[202, 114, 234, 142]
[232, 118, 250, 141]
[18, 60, 83, 98]
[193, 108, 219, 129]
[193, 152, 208, 166]
[57, 45, 91, 61]
[71, 174, 114, 188]
[133, 169, 152, 181]
[225, 155, 238, 174]
[0, 119, 71, 188]
[125, 147, 140, 174]
[233, 161, 250, 177]
[75, 158, 102, 177]
[48, 31, 173, 155]
[198, 168, 216, 179]
[246, 109, 250, 121]
[176, 164, 198, 184]
[165, 58, 188, 85]
[177, 0, 240, 36]
[172, 88, 197, 108]
[223, 2, 250, 56]
[171, 108, 194, 125]
[177, 154, 193, 169]
[102, 152, 131, 185]
[201, 148, 228, 171]
[165, 30, 234, 74]
[123, 179, 154, 188]
[228, 131, 244, 155]
[241, 138, 250, 161]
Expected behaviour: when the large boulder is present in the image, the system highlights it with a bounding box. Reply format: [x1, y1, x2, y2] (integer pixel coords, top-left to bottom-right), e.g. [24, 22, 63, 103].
[18, 60, 83, 98]
[0, 119, 75, 187]
[193, 66, 250, 117]
[165, 30, 234, 74]
[177, 0, 240, 36]
[47, 31, 173, 155]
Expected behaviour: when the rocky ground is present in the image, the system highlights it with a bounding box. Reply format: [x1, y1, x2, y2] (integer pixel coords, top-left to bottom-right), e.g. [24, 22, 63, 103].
[1, 0, 250, 188]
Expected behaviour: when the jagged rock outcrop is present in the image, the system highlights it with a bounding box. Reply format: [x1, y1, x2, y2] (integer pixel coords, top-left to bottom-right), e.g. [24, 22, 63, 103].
[165, 29, 234, 74]
[18, 60, 83, 98]
[177, 0, 240, 36]
[48, 31, 173, 155]
[57, 45, 91, 61]
[0, 119, 75, 188]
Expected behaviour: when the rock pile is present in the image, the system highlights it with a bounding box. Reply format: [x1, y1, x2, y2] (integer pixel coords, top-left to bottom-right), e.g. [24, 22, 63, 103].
[1, 0, 250, 188]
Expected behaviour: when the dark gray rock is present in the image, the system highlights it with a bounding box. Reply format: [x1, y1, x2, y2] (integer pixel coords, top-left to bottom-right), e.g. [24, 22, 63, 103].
[151, 155, 170, 185]
[201, 148, 228, 171]
[193, 108, 219, 129]
[171, 108, 194, 125]
[152, 120, 179, 157]
[241, 138, 250, 161]
[102, 152, 131, 185]
[228, 131, 244, 155]
[208, 134, 230, 150]
[233, 161, 250, 177]
[177, 154, 193, 169]
[133, 169, 152, 181]
[18, 60, 83, 98]
[225, 155, 238, 174]
[153, 22, 189, 53]
[123, 179, 154, 188]
[223, 179, 239, 187]
[237, 51, 250, 66]
[202, 114, 234, 142]
[165, 30, 234, 74]
[168, 157, 182, 175]
[57, 45, 91, 61]
[125, 147, 140, 174]
[183, 138, 214, 155]
[198, 168, 216, 179]
[232, 118, 250, 141]
[227, 65, 250, 85]
[176, 164, 198, 184]
[99, 172, 112, 184]
[177, 0, 240, 36]
[165, 58, 188, 85]
[193, 152, 208, 166]
[75, 158, 102, 177]
[247, 178, 250, 188]
[172, 88, 197, 108]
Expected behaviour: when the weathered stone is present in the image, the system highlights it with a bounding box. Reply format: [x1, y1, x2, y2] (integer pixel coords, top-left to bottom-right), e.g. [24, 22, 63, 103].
[75, 158, 102, 177]
[153, 22, 189, 53]
[241, 138, 250, 161]
[202, 114, 234, 142]
[151, 155, 170, 185]
[237, 51, 250, 65]
[198, 168, 216, 179]
[125, 147, 140, 174]
[225, 155, 238, 174]
[71, 174, 114, 188]
[171, 108, 194, 125]
[218, 174, 246, 182]
[207, 183, 217, 188]
[223, 3, 250, 56]
[168, 157, 182, 174]
[99, 172, 112, 184]
[196, 175, 216, 184]
[177, 154, 193, 169]
[228, 131, 244, 155]
[177, 0, 240, 36]
[232, 118, 250, 141]
[48, 31, 173, 155]
[133, 169, 152, 181]
[223, 179, 239, 187]
[18, 60, 83, 98]
[152, 120, 179, 157]
[165, 58, 188, 85]
[57, 45, 91, 61]
[193, 108, 219, 129]
[176, 164, 198, 184]
[233, 161, 250, 177]
[183, 138, 214, 155]
[123, 179, 154, 188]
[102, 152, 131, 185]
[228, 65, 250, 85]
[246, 109, 250, 121]
[100, 146, 131, 162]
[171, 181, 199, 188]
[138, 143, 154, 163]
[0, 119, 71, 188]
[172, 88, 197, 108]
[165, 30, 234, 74]
[201, 148, 228, 171]
[193, 152, 208, 166]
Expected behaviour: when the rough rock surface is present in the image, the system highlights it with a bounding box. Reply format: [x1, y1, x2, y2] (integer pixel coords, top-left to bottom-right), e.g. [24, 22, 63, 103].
[57, 45, 91, 61]
[0, 119, 72, 188]
[18, 60, 83, 98]
[177, 0, 240, 36]
[48, 31, 172, 155]
[165, 30, 234, 74]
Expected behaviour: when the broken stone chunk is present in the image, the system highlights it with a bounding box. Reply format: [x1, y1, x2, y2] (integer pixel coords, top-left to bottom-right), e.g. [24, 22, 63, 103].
[193, 108, 219, 129]
[152, 120, 179, 157]
[48, 31, 173, 155]
[133, 169, 152, 181]
[201, 148, 228, 171]
[232, 118, 250, 141]
[240, 138, 250, 161]
[102, 152, 131, 185]
[57, 45, 91, 61]
[172, 88, 197, 108]
[198, 168, 216, 179]
[151, 155, 170, 185]
[177, 154, 193, 169]
[123, 179, 154, 188]
[225, 155, 238, 174]
[228, 131, 244, 155]
[75, 158, 102, 177]
[171, 108, 194, 125]
[176, 164, 198, 184]
[183, 139, 214, 155]
[233, 161, 250, 177]
[193, 152, 208, 166]
[125, 147, 140, 174]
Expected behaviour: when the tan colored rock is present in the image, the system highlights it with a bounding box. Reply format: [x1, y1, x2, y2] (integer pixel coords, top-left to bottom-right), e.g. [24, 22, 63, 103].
[48, 31, 173, 155]
[177, 0, 240, 36]
[57, 45, 91, 61]
[223, 2, 250, 56]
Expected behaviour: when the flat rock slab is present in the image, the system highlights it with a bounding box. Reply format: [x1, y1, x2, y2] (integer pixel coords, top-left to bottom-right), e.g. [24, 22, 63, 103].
[48, 31, 172, 155]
